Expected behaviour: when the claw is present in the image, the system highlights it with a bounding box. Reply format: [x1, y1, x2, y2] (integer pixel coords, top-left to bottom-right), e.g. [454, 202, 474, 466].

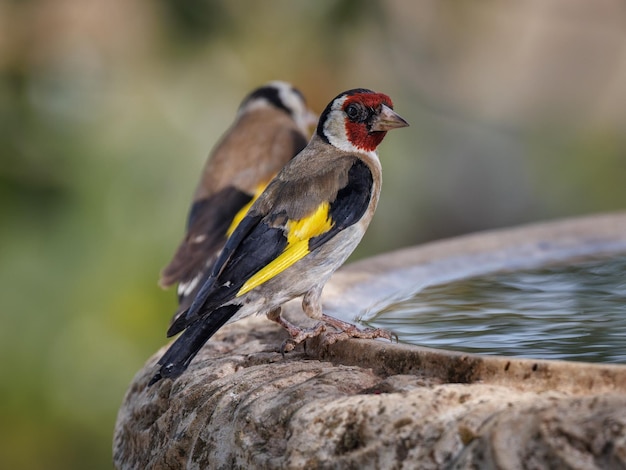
[278, 322, 326, 357]
[268, 310, 395, 356]
[320, 314, 395, 344]
[323, 326, 394, 345]
[280, 339, 296, 357]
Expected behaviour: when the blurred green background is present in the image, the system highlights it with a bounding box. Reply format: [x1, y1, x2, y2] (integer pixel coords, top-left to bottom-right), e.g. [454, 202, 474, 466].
[1, 0, 625, 468]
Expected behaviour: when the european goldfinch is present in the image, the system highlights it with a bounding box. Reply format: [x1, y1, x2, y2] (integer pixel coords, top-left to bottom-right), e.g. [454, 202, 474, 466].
[150, 88, 409, 384]
[159, 81, 316, 323]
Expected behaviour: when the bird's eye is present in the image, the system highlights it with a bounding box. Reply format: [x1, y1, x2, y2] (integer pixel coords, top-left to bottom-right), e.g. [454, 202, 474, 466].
[345, 103, 363, 121]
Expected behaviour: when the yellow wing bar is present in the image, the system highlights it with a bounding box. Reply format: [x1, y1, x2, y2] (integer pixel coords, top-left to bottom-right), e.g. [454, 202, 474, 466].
[226, 183, 267, 237]
[236, 201, 333, 296]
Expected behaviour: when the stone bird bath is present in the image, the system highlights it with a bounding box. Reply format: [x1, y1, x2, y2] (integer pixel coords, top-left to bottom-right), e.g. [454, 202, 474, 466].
[114, 212, 626, 469]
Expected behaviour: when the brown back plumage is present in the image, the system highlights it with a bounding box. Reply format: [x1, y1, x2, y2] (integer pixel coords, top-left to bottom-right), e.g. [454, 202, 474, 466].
[254, 142, 358, 221]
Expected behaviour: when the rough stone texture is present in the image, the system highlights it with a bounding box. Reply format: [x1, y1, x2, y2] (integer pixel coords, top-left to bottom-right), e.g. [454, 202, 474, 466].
[114, 212, 626, 469]
[114, 314, 626, 470]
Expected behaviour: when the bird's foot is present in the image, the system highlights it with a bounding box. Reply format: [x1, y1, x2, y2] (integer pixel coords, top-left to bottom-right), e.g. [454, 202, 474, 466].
[321, 314, 396, 345]
[266, 310, 327, 356]
[280, 322, 326, 356]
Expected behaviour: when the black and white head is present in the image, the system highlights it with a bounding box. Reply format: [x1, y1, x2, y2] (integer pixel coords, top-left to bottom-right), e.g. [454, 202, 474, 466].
[316, 88, 409, 155]
[239, 81, 317, 134]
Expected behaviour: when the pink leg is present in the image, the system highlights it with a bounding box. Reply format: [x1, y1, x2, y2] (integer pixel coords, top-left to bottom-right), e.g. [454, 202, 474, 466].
[301, 288, 395, 346]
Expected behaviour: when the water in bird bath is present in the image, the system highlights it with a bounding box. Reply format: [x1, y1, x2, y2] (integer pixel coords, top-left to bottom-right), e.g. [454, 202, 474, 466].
[365, 255, 626, 363]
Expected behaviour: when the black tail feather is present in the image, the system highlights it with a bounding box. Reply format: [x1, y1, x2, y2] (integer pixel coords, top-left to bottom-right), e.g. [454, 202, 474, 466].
[167, 306, 190, 337]
[149, 304, 241, 386]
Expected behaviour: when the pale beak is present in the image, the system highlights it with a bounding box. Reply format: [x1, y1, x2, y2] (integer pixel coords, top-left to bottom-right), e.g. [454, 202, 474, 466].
[371, 104, 409, 131]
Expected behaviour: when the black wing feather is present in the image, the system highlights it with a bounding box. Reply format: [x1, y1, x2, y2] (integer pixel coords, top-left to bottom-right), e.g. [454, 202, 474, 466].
[161, 186, 252, 289]
[186, 187, 251, 232]
[309, 159, 373, 251]
[167, 211, 288, 336]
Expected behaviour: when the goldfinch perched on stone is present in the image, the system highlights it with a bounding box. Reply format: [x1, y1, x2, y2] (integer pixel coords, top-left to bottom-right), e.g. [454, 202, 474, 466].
[159, 81, 316, 324]
[150, 88, 409, 385]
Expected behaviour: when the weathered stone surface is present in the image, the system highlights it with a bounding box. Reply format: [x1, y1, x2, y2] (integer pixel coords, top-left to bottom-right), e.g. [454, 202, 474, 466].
[114, 212, 626, 469]
[114, 312, 626, 469]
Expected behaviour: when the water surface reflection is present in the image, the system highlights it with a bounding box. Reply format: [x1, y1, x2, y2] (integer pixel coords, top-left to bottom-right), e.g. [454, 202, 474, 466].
[368, 255, 626, 363]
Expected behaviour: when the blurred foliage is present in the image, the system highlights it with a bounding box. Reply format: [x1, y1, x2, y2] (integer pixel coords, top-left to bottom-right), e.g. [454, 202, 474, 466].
[0, 0, 625, 468]
[158, 0, 234, 44]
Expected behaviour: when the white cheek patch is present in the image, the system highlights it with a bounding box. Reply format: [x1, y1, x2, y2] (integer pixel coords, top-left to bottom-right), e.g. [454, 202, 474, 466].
[323, 108, 378, 159]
